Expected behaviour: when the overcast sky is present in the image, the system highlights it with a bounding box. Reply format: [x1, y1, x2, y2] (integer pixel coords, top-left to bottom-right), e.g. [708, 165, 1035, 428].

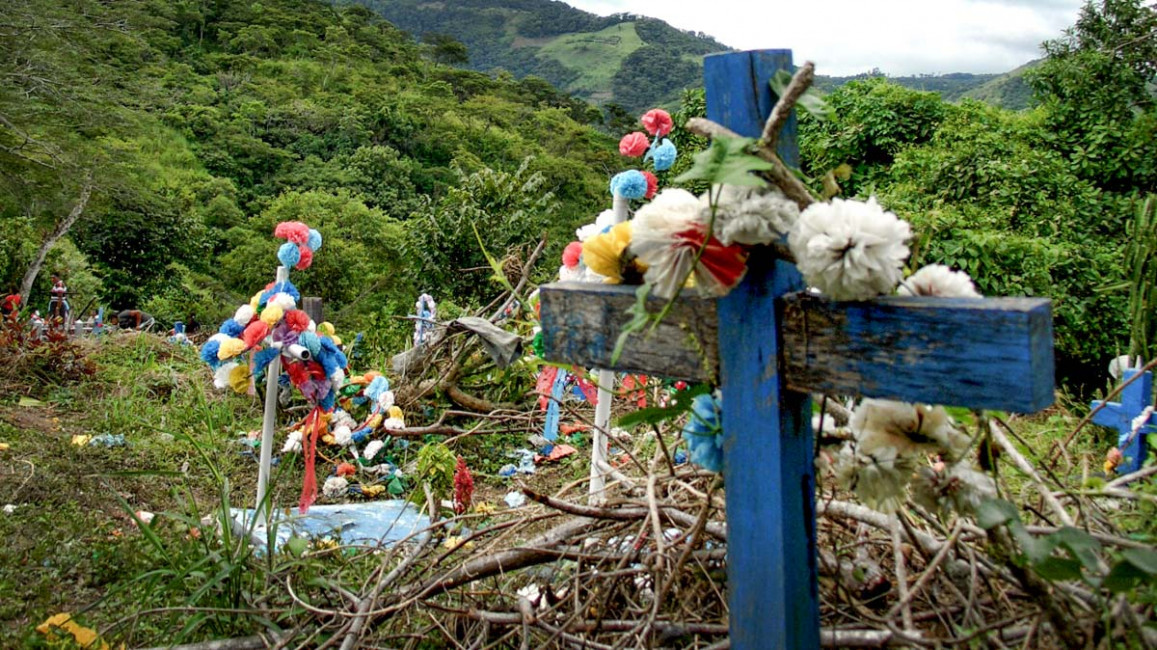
[562, 0, 1086, 75]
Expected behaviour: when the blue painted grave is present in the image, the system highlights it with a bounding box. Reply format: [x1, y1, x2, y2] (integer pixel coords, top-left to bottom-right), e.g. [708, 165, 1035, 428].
[539, 49, 1056, 649]
[1092, 368, 1156, 474]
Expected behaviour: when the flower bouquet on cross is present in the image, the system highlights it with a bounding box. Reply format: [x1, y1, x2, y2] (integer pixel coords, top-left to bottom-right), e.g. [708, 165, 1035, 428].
[562, 63, 997, 516]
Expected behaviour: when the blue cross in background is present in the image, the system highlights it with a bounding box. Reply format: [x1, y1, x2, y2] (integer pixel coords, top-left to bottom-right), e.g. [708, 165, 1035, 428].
[1092, 368, 1157, 474]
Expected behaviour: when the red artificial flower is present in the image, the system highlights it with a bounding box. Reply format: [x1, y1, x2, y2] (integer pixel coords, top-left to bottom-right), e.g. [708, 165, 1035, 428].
[453, 456, 474, 515]
[618, 131, 650, 157]
[295, 246, 313, 270]
[274, 221, 310, 244]
[241, 320, 270, 349]
[284, 309, 310, 333]
[336, 462, 357, 478]
[562, 241, 584, 269]
[641, 109, 673, 137]
[641, 171, 658, 199]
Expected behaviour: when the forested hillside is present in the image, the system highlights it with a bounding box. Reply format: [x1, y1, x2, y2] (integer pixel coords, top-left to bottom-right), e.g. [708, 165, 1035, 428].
[342, 0, 729, 113]
[0, 0, 618, 347]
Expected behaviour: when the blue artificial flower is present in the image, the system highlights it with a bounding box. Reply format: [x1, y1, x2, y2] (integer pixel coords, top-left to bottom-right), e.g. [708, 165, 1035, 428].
[219, 319, 245, 337]
[318, 349, 342, 378]
[320, 388, 336, 411]
[681, 393, 724, 473]
[200, 340, 222, 368]
[610, 170, 648, 199]
[365, 375, 391, 403]
[298, 331, 322, 357]
[647, 139, 678, 171]
[253, 347, 280, 373]
[307, 229, 323, 252]
[271, 279, 302, 302]
[277, 242, 301, 268]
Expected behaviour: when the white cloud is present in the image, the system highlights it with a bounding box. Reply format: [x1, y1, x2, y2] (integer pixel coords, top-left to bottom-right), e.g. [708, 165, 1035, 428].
[562, 0, 1083, 75]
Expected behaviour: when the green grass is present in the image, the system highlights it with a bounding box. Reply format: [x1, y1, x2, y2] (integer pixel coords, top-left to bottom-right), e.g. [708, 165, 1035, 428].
[536, 22, 643, 96]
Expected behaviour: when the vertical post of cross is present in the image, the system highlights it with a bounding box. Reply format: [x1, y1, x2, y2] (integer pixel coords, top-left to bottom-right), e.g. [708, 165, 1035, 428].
[255, 265, 289, 525]
[705, 50, 819, 649]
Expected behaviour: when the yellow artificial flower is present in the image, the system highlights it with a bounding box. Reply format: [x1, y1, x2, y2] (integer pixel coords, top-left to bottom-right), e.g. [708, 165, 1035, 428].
[71, 435, 92, 446]
[37, 613, 117, 650]
[387, 406, 404, 420]
[249, 292, 262, 310]
[361, 484, 386, 497]
[442, 535, 475, 550]
[217, 337, 248, 360]
[228, 363, 250, 394]
[474, 502, 497, 516]
[318, 322, 336, 337]
[0, 442, 9, 452]
[582, 221, 634, 283]
[260, 304, 284, 326]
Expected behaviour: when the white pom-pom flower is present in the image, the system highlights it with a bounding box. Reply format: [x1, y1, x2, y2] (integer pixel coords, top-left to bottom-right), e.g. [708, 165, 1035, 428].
[333, 425, 353, 447]
[898, 264, 981, 298]
[702, 184, 799, 246]
[377, 390, 395, 411]
[788, 197, 911, 300]
[576, 209, 618, 242]
[322, 476, 349, 499]
[558, 264, 584, 282]
[281, 429, 303, 454]
[233, 305, 255, 325]
[213, 362, 238, 390]
[270, 292, 297, 311]
[363, 440, 385, 462]
[382, 417, 405, 430]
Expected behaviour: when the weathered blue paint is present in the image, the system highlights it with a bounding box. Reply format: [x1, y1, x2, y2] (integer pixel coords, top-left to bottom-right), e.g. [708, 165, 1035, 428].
[782, 295, 1055, 413]
[708, 50, 820, 650]
[1092, 369, 1156, 474]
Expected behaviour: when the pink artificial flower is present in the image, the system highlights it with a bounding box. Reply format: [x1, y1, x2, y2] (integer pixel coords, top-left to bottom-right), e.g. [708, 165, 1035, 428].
[619, 131, 650, 157]
[294, 246, 313, 270]
[562, 241, 584, 269]
[274, 221, 310, 244]
[641, 171, 658, 199]
[641, 109, 673, 137]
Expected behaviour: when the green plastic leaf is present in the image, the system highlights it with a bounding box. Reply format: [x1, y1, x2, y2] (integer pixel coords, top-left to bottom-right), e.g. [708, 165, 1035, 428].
[673, 136, 771, 188]
[975, 498, 1019, 529]
[388, 477, 404, 496]
[1033, 556, 1083, 582]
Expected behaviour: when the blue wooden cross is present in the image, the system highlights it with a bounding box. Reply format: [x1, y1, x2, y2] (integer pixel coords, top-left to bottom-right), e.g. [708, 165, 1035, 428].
[1092, 369, 1156, 474]
[539, 49, 1055, 649]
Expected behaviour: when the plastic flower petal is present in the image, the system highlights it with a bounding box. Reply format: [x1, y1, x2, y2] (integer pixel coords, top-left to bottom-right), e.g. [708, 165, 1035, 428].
[233, 305, 256, 325]
[610, 170, 648, 199]
[704, 184, 800, 246]
[582, 221, 634, 283]
[274, 221, 310, 244]
[562, 241, 583, 269]
[641, 171, 658, 199]
[322, 476, 349, 499]
[295, 246, 313, 270]
[631, 189, 747, 298]
[682, 393, 723, 472]
[788, 197, 911, 300]
[852, 399, 971, 462]
[641, 108, 673, 136]
[228, 363, 250, 394]
[647, 138, 677, 171]
[277, 242, 301, 268]
[260, 303, 284, 326]
[898, 264, 981, 298]
[619, 132, 650, 157]
[576, 209, 618, 242]
[307, 228, 323, 252]
[217, 337, 248, 360]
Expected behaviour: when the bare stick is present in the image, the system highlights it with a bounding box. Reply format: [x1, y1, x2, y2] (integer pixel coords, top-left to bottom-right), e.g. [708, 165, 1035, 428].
[761, 61, 816, 150]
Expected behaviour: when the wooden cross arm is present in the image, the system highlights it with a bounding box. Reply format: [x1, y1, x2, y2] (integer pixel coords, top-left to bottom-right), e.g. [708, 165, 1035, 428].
[539, 282, 1055, 413]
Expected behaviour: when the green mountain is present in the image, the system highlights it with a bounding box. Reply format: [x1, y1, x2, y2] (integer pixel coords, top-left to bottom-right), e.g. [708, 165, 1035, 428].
[0, 0, 619, 329]
[961, 61, 1038, 110]
[341, 0, 730, 113]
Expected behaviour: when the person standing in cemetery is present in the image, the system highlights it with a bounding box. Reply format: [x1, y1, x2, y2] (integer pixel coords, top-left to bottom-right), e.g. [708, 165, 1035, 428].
[48, 274, 70, 323]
